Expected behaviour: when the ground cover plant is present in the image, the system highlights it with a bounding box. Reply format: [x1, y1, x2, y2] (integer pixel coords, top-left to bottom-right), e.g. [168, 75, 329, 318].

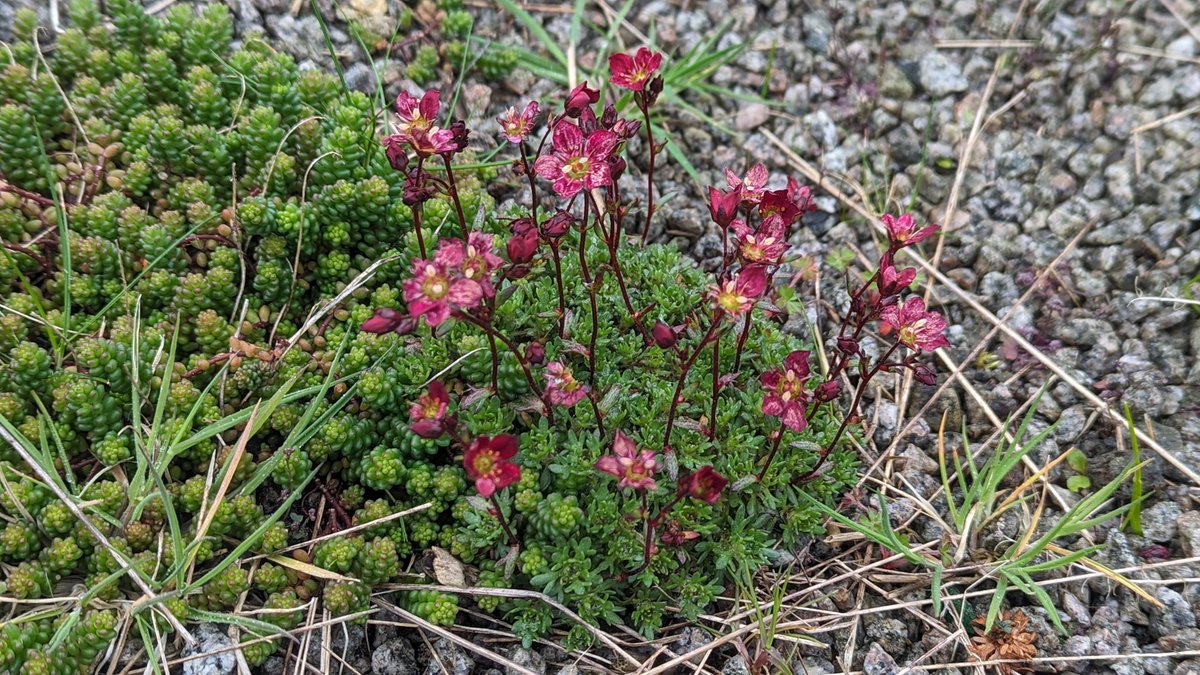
[0, 1, 1159, 673]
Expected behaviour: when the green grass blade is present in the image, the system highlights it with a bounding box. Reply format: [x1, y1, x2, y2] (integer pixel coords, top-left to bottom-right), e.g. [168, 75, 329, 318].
[985, 575, 1008, 632]
[1123, 404, 1143, 535]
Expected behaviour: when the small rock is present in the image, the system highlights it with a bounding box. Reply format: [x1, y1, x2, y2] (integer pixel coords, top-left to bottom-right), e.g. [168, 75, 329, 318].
[1063, 591, 1092, 627]
[1179, 511, 1200, 557]
[917, 51, 969, 96]
[420, 638, 474, 675]
[1139, 501, 1181, 544]
[373, 638, 417, 675]
[898, 444, 939, 475]
[343, 63, 376, 94]
[1061, 634, 1092, 657]
[505, 647, 546, 675]
[862, 641, 898, 675]
[721, 655, 750, 675]
[878, 63, 914, 100]
[182, 624, 236, 675]
[735, 103, 770, 131]
[1152, 588, 1196, 636]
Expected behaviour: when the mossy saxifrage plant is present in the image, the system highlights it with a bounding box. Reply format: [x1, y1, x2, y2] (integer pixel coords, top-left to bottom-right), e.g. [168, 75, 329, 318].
[0, 0, 951, 664]
[359, 48, 951, 642]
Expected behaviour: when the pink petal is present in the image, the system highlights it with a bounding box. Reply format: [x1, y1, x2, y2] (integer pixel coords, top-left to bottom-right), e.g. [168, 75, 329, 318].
[419, 90, 440, 121]
[612, 431, 637, 458]
[552, 120, 584, 152]
[422, 303, 450, 327]
[746, 164, 768, 189]
[762, 396, 784, 417]
[490, 434, 519, 459]
[448, 279, 484, 308]
[784, 351, 811, 378]
[475, 477, 496, 498]
[584, 161, 612, 190]
[585, 130, 618, 161]
[595, 456, 622, 477]
[782, 405, 808, 433]
[533, 155, 561, 181]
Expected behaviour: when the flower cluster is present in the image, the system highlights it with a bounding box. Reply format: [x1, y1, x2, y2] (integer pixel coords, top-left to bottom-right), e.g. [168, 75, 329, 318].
[354, 44, 951, 623]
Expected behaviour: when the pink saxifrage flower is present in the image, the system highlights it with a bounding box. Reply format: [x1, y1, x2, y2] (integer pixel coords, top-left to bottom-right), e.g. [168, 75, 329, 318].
[436, 233, 504, 299]
[463, 434, 521, 498]
[410, 381, 451, 439]
[392, 89, 457, 158]
[726, 164, 769, 204]
[403, 258, 483, 327]
[497, 101, 539, 144]
[595, 431, 657, 491]
[882, 213, 939, 249]
[761, 350, 813, 433]
[544, 361, 588, 407]
[731, 215, 788, 264]
[880, 297, 950, 353]
[709, 265, 768, 317]
[533, 120, 618, 199]
[609, 47, 663, 92]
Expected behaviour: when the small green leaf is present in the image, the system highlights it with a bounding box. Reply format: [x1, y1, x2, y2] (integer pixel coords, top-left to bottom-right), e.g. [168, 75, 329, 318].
[1066, 448, 1088, 474]
[1066, 474, 1091, 493]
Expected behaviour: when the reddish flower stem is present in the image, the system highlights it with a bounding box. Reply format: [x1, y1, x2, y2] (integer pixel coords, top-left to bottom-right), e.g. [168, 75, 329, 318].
[413, 159, 428, 259]
[489, 494, 519, 546]
[454, 311, 554, 424]
[519, 141, 540, 226]
[796, 341, 901, 483]
[578, 205, 600, 385]
[662, 314, 726, 456]
[628, 492, 685, 577]
[549, 241, 567, 338]
[756, 426, 786, 482]
[708, 339, 720, 440]
[638, 100, 657, 246]
[731, 314, 753, 374]
[441, 155, 470, 236]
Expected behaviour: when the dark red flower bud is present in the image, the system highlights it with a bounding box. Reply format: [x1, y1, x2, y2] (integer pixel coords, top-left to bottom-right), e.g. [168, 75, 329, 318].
[541, 210, 575, 239]
[678, 466, 728, 505]
[612, 119, 641, 140]
[382, 135, 408, 172]
[836, 336, 860, 355]
[601, 103, 618, 128]
[394, 316, 418, 336]
[707, 187, 740, 228]
[507, 218, 539, 265]
[564, 82, 599, 118]
[646, 75, 664, 106]
[608, 156, 627, 181]
[403, 173, 437, 206]
[441, 119, 470, 156]
[361, 308, 403, 334]
[651, 320, 677, 349]
[815, 380, 841, 403]
[411, 419, 447, 439]
[524, 342, 545, 365]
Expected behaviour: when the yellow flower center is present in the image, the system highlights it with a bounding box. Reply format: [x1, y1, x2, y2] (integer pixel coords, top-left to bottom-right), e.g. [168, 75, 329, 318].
[564, 156, 590, 181]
